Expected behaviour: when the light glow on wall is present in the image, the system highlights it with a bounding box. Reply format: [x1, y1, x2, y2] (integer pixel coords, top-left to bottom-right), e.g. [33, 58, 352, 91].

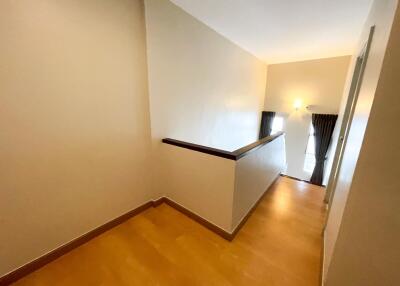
[293, 99, 303, 111]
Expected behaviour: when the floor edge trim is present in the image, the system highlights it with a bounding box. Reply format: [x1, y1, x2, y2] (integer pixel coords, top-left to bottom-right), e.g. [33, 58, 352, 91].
[0, 175, 281, 285]
[0, 201, 153, 286]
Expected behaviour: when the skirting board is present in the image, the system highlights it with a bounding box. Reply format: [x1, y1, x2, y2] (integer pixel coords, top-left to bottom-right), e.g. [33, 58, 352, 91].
[159, 197, 232, 240]
[0, 201, 155, 286]
[0, 175, 281, 285]
[230, 175, 281, 238]
[280, 174, 326, 187]
[158, 174, 281, 241]
[320, 231, 326, 286]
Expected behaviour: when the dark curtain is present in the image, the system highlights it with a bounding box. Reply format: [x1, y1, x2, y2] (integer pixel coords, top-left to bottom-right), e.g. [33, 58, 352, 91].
[310, 113, 338, 185]
[259, 111, 276, 139]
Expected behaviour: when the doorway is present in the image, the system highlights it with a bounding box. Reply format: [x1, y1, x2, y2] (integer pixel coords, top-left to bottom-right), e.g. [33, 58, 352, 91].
[324, 26, 375, 211]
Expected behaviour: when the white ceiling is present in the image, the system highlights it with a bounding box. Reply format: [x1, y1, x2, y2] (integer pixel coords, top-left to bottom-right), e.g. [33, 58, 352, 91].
[170, 0, 373, 64]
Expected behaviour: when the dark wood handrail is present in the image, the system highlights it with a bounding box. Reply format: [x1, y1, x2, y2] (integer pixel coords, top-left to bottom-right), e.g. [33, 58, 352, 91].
[162, 132, 284, 161]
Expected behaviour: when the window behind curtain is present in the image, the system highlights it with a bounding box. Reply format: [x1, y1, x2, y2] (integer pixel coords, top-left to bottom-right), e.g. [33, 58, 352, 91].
[271, 116, 284, 135]
[304, 124, 316, 173]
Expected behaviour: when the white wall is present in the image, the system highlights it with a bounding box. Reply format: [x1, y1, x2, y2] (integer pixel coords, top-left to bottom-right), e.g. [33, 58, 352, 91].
[145, 0, 267, 152]
[145, 0, 268, 201]
[0, 0, 153, 277]
[324, 0, 399, 284]
[0, 0, 270, 276]
[160, 135, 286, 233]
[232, 135, 286, 229]
[264, 57, 351, 182]
[144, 0, 284, 234]
[161, 144, 236, 231]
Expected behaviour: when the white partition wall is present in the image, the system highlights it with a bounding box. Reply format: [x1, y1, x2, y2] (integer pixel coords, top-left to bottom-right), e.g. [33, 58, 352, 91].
[161, 144, 236, 231]
[161, 134, 286, 234]
[232, 135, 286, 230]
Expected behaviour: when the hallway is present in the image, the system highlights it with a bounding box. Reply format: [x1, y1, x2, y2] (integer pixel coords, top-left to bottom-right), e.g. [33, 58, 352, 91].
[13, 177, 326, 286]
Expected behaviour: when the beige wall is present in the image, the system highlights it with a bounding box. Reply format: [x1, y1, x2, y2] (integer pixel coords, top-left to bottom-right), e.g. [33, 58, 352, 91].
[144, 0, 267, 152]
[0, 0, 153, 276]
[324, 0, 399, 285]
[144, 0, 268, 200]
[264, 57, 351, 182]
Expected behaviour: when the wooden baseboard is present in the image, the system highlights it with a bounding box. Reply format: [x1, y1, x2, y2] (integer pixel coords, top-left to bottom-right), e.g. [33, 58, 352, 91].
[230, 175, 281, 238]
[320, 231, 326, 286]
[280, 174, 310, 183]
[162, 197, 233, 241]
[0, 201, 154, 286]
[152, 197, 165, 207]
[280, 174, 326, 187]
[1, 177, 281, 285]
[160, 174, 282, 241]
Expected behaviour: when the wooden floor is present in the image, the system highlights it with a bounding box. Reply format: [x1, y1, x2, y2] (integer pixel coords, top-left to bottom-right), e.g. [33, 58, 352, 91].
[13, 177, 326, 286]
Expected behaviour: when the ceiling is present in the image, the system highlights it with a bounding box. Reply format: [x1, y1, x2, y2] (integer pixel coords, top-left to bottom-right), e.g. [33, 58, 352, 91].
[170, 0, 373, 64]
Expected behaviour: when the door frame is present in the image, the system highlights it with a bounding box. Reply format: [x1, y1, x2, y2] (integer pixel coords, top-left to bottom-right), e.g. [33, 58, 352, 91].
[323, 26, 375, 219]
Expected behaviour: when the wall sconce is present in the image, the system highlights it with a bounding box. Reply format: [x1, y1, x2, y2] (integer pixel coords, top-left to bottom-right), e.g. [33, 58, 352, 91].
[293, 99, 303, 111]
